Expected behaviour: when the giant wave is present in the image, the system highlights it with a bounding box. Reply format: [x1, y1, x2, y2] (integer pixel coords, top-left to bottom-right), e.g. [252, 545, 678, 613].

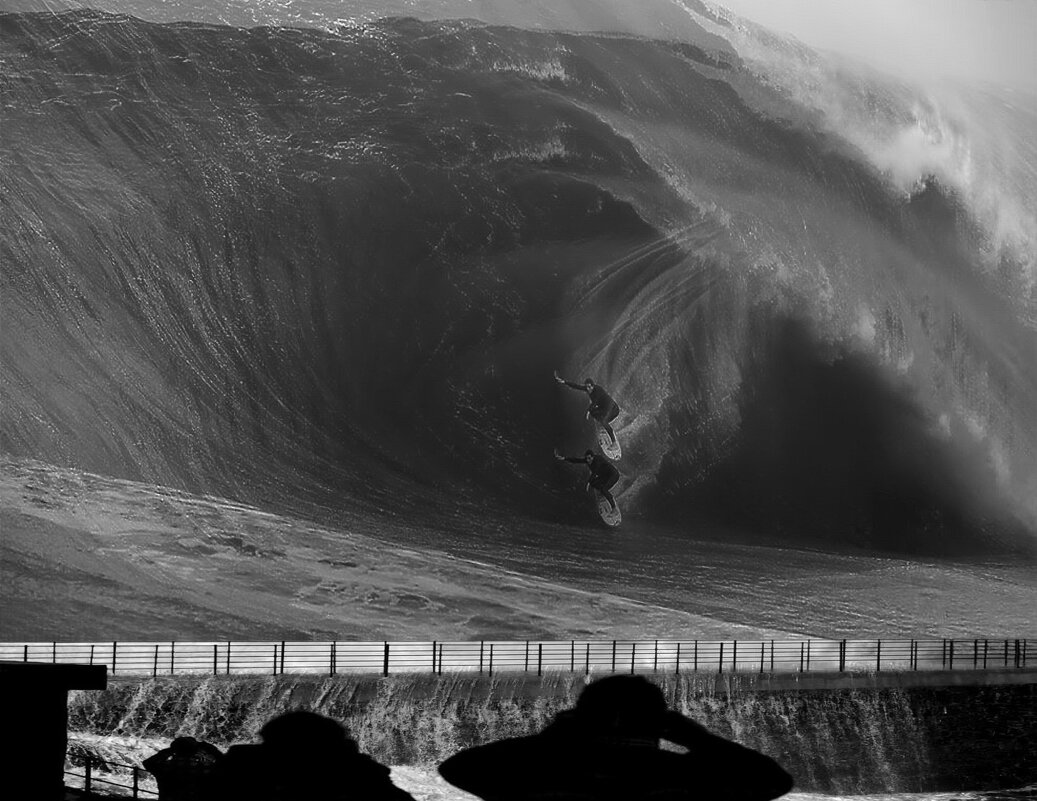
[2, 7, 1036, 557]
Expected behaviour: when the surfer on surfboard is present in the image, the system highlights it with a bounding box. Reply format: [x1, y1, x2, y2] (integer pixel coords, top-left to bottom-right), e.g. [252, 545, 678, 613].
[554, 448, 620, 513]
[554, 372, 621, 446]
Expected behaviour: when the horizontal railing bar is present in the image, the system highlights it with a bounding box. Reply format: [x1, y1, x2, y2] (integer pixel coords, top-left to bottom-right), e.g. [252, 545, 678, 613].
[7, 638, 1032, 677]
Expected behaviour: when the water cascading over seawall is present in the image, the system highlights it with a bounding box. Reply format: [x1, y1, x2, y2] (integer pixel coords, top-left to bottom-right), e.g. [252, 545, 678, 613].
[67, 672, 1037, 793]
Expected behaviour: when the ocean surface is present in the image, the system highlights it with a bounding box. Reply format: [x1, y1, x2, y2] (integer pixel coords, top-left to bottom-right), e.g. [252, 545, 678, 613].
[3, 0, 1037, 641]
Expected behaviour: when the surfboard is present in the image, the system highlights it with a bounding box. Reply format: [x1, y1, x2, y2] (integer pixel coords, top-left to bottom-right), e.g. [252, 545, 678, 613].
[596, 494, 622, 527]
[596, 424, 622, 460]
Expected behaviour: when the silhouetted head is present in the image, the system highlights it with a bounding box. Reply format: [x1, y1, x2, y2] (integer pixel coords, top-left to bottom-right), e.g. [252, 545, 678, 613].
[584, 379, 595, 391]
[574, 676, 667, 739]
[169, 736, 198, 755]
[584, 449, 595, 464]
[259, 711, 356, 756]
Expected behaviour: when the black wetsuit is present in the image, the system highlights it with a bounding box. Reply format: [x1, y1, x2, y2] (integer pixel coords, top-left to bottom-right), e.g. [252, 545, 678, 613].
[565, 454, 620, 509]
[560, 379, 621, 442]
[562, 380, 620, 422]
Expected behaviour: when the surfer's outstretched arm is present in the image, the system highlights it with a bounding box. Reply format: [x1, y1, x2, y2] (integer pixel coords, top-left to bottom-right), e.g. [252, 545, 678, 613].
[554, 370, 587, 392]
[554, 449, 588, 465]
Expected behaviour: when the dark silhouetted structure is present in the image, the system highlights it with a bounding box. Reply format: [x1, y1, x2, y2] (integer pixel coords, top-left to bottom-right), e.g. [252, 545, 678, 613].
[439, 675, 794, 801]
[217, 710, 415, 800]
[0, 661, 107, 801]
[143, 736, 223, 800]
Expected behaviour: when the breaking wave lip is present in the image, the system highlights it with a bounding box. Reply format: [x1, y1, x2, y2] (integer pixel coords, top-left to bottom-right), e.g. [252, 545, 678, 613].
[2, 10, 1036, 557]
[684, 0, 1037, 306]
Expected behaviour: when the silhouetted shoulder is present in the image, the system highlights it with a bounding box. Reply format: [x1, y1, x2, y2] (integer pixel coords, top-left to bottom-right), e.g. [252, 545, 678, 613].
[439, 676, 792, 801]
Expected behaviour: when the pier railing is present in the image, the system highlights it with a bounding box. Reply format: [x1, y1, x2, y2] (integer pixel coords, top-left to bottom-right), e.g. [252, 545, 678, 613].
[64, 755, 157, 798]
[2, 638, 1032, 677]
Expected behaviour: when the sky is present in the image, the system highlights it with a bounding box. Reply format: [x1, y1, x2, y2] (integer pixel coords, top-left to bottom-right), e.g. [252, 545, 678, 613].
[714, 0, 1037, 89]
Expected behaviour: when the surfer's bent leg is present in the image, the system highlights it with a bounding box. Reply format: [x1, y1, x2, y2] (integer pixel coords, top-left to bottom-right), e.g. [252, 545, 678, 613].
[592, 475, 619, 511]
[594, 402, 620, 444]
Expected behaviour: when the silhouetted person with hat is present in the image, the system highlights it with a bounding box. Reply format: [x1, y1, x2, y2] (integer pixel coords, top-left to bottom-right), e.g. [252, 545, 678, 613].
[143, 736, 222, 801]
[439, 675, 793, 801]
[217, 711, 415, 800]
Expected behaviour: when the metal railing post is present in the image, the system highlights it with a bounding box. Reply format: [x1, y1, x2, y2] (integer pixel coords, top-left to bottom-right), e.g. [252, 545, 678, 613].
[16, 636, 1036, 679]
[133, 765, 140, 798]
[84, 760, 92, 794]
[489, 644, 494, 676]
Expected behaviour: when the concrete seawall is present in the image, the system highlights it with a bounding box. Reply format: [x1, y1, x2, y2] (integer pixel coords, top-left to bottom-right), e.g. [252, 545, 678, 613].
[68, 668, 1037, 794]
[335, 666, 1037, 698]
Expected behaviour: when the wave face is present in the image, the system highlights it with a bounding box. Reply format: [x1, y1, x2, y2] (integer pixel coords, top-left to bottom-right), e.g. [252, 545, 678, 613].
[2, 8, 1036, 555]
